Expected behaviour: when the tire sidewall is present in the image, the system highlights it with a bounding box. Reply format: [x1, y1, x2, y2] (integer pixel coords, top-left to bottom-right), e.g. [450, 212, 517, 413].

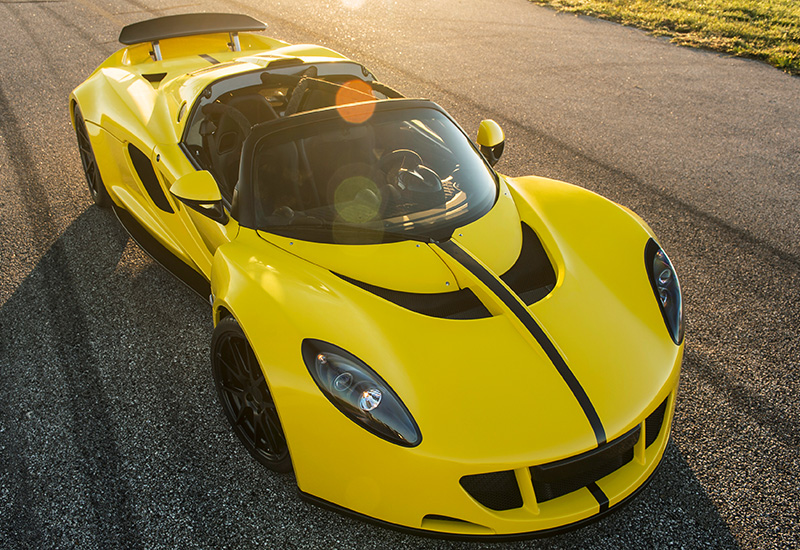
[73, 105, 112, 208]
[211, 317, 292, 473]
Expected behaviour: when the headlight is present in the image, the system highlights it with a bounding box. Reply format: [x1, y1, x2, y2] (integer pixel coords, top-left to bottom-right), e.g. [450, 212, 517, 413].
[645, 239, 683, 344]
[302, 339, 422, 447]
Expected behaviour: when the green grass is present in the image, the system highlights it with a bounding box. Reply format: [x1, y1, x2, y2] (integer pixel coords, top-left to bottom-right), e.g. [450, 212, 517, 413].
[530, 0, 800, 75]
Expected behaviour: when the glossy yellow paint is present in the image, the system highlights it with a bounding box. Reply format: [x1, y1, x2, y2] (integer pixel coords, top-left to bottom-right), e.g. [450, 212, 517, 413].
[70, 30, 354, 279]
[72, 25, 682, 537]
[208, 174, 681, 535]
[477, 119, 505, 148]
[170, 170, 222, 202]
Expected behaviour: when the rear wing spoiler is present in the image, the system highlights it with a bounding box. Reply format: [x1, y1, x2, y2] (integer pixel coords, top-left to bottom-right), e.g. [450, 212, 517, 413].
[118, 13, 266, 61]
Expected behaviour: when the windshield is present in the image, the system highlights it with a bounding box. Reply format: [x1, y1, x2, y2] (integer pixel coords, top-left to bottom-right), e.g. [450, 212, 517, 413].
[251, 106, 497, 243]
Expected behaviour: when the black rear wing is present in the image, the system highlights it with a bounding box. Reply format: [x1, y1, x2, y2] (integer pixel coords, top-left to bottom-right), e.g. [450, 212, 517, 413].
[118, 13, 266, 61]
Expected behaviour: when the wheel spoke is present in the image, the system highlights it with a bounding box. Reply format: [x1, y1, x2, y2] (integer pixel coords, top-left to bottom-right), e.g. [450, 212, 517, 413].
[220, 376, 246, 396]
[227, 343, 250, 382]
[264, 411, 285, 451]
[213, 322, 289, 469]
[217, 352, 249, 385]
[244, 346, 257, 380]
[234, 404, 247, 427]
[252, 413, 269, 451]
[232, 340, 252, 379]
[257, 412, 282, 455]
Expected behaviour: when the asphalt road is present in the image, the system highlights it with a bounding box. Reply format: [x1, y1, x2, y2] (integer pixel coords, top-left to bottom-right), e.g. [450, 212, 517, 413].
[1, 0, 798, 548]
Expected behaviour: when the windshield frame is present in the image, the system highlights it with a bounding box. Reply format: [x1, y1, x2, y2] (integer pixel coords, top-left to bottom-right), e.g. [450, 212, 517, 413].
[236, 99, 499, 243]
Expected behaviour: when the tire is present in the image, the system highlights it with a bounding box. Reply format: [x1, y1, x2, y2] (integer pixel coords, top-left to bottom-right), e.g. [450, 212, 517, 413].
[211, 317, 292, 472]
[74, 105, 111, 208]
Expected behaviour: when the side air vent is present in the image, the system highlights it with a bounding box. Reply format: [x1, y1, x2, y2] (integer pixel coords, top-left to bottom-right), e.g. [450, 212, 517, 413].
[335, 273, 491, 320]
[645, 398, 669, 448]
[128, 144, 174, 213]
[500, 223, 556, 305]
[421, 515, 493, 534]
[459, 470, 523, 511]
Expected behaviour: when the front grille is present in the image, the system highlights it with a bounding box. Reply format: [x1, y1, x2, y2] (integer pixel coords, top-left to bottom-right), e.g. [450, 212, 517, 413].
[645, 397, 669, 448]
[530, 426, 640, 503]
[459, 470, 523, 511]
[459, 399, 672, 511]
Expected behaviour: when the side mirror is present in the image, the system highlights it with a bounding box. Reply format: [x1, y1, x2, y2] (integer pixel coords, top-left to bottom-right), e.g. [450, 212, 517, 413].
[170, 170, 229, 224]
[477, 119, 505, 167]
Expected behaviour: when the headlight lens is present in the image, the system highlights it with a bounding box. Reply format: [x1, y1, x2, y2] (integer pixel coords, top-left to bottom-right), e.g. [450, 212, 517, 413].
[645, 239, 683, 344]
[302, 339, 422, 447]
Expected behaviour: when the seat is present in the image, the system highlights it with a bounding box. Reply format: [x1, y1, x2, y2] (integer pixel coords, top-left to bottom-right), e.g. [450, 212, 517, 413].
[201, 95, 277, 201]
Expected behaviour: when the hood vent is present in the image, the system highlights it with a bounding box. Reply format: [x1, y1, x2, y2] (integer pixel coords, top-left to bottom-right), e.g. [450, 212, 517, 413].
[500, 223, 556, 305]
[334, 223, 555, 319]
[334, 273, 491, 320]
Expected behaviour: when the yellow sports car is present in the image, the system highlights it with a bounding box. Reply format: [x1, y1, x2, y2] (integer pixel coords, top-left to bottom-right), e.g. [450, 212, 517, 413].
[70, 13, 684, 539]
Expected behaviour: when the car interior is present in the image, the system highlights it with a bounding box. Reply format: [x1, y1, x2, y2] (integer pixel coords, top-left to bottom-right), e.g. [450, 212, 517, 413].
[180, 68, 495, 243]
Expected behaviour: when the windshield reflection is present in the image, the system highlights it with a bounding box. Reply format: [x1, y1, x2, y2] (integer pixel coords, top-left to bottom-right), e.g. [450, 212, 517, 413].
[253, 107, 497, 244]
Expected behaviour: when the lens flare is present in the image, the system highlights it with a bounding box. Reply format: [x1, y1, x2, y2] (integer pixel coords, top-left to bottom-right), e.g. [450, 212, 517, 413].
[336, 79, 376, 124]
[334, 176, 382, 223]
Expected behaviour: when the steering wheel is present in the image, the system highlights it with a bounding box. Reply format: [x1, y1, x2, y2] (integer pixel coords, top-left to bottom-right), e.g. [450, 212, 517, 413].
[379, 149, 423, 184]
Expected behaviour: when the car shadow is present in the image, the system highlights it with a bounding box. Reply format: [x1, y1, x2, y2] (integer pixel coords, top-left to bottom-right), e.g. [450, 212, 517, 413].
[0, 207, 739, 549]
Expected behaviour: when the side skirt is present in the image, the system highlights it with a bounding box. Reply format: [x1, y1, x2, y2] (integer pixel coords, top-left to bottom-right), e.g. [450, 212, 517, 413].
[111, 202, 211, 302]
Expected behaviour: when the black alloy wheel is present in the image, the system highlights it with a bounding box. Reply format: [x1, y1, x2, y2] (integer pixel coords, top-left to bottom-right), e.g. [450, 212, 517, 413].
[74, 105, 111, 208]
[211, 317, 292, 472]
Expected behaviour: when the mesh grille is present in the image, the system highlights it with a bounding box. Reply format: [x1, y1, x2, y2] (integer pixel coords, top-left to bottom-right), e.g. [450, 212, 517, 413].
[645, 398, 669, 448]
[530, 426, 640, 503]
[459, 470, 523, 511]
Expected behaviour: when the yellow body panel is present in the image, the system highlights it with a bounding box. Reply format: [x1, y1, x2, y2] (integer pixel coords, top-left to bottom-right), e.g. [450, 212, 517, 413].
[208, 175, 681, 535]
[477, 119, 505, 148]
[70, 31, 356, 278]
[72, 23, 682, 537]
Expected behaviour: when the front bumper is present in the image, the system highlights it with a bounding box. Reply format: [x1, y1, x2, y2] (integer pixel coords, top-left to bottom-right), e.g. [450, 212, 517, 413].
[288, 385, 678, 538]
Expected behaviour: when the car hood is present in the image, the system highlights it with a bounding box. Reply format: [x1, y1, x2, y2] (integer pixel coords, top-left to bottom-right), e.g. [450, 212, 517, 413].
[252, 176, 681, 462]
[255, 183, 523, 294]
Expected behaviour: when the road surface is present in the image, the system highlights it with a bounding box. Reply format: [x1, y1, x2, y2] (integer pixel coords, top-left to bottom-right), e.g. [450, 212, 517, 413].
[1, 0, 798, 548]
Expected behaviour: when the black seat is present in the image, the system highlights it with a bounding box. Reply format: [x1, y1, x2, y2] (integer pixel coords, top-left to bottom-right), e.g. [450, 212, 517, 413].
[202, 95, 277, 200]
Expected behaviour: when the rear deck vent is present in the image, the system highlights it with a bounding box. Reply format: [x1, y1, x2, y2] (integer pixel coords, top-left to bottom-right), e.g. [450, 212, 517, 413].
[335, 273, 491, 320]
[459, 470, 523, 511]
[143, 72, 167, 84]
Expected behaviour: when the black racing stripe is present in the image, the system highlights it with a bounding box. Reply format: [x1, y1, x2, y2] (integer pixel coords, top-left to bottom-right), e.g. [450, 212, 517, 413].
[438, 240, 607, 445]
[587, 482, 610, 512]
[199, 54, 220, 64]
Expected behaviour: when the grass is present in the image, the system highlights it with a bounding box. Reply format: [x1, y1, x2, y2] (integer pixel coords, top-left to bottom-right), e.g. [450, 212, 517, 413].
[529, 0, 800, 75]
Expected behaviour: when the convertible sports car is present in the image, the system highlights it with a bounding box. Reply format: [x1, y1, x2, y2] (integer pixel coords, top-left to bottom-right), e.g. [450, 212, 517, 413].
[70, 13, 683, 538]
